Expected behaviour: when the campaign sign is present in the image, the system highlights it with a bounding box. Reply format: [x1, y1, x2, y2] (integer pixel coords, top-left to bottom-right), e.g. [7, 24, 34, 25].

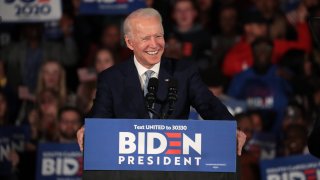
[84, 119, 237, 172]
[247, 132, 276, 160]
[260, 154, 320, 180]
[0, 126, 30, 175]
[79, 0, 146, 15]
[0, 127, 12, 175]
[36, 143, 83, 180]
[0, 0, 62, 22]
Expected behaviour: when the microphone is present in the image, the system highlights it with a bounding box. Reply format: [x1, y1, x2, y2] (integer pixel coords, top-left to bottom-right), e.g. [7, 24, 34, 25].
[145, 77, 159, 118]
[163, 79, 178, 119]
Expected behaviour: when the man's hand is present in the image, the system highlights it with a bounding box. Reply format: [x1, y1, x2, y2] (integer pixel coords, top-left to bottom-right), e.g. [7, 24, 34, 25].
[77, 126, 85, 152]
[237, 130, 247, 156]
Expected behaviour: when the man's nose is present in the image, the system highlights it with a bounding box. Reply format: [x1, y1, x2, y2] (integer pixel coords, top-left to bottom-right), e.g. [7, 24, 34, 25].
[149, 37, 157, 48]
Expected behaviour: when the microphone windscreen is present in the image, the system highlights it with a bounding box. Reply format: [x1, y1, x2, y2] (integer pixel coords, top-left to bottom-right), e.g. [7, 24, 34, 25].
[148, 77, 159, 92]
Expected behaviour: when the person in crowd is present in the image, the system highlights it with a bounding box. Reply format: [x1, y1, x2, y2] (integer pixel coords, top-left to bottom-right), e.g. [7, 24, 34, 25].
[283, 124, 309, 156]
[37, 89, 61, 142]
[57, 107, 83, 143]
[211, 5, 241, 69]
[204, 71, 247, 116]
[253, 0, 295, 41]
[84, 24, 132, 66]
[76, 48, 114, 114]
[279, 50, 320, 116]
[170, 0, 211, 63]
[0, 23, 78, 93]
[222, 11, 312, 77]
[163, 34, 183, 59]
[36, 60, 73, 106]
[236, 113, 260, 180]
[286, 0, 319, 25]
[0, 90, 20, 180]
[196, 0, 218, 33]
[282, 102, 308, 130]
[228, 38, 291, 132]
[248, 110, 264, 132]
[254, 0, 282, 20]
[94, 48, 115, 74]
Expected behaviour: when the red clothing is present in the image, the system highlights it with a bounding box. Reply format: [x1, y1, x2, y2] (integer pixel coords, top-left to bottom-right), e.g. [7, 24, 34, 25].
[222, 23, 312, 77]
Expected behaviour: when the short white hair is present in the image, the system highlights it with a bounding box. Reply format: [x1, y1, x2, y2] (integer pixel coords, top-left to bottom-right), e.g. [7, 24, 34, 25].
[123, 8, 163, 37]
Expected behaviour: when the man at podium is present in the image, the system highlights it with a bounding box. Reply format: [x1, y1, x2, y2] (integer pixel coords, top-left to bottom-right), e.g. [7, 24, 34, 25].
[77, 8, 246, 180]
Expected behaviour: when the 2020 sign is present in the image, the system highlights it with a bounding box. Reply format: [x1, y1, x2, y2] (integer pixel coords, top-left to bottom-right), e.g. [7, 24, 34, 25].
[14, 3, 51, 17]
[0, 0, 61, 22]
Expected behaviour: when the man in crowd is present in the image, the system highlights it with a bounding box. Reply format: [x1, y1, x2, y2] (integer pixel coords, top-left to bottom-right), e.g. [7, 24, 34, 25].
[228, 38, 291, 132]
[222, 11, 311, 77]
[57, 107, 82, 143]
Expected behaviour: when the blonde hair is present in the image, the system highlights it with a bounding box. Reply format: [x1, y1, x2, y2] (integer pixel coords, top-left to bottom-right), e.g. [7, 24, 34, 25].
[123, 8, 163, 37]
[36, 60, 67, 104]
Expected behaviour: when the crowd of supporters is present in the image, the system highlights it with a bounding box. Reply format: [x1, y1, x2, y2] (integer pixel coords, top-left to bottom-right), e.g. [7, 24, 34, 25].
[0, 0, 319, 179]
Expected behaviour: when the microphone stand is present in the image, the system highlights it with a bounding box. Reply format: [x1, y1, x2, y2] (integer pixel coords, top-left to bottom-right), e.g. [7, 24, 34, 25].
[161, 79, 178, 119]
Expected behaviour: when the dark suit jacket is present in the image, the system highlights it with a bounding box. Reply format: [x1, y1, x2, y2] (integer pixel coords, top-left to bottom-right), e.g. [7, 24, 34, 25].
[84, 57, 236, 180]
[308, 115, 320, 158]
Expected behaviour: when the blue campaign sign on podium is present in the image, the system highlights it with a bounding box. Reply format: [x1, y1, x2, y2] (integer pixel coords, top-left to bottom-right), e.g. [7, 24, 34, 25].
[84, 119, 237, 173]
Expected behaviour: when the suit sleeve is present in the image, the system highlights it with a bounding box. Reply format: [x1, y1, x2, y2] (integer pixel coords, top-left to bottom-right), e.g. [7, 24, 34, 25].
[308, 117, 320, 158]
[188, 66, 234, 120]
[90, 71, 114, 118]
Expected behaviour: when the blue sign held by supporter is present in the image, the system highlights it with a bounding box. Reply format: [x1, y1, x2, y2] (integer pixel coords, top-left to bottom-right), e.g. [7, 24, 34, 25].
[247, 132, 276, 160]
[36, 143, 83, 180]
[79, 0, 146, 15]
[0, 126, 30, 175]
[260, 154, 320, 180]
[0, 128, 12, 175]
[84, 118, 237, 172]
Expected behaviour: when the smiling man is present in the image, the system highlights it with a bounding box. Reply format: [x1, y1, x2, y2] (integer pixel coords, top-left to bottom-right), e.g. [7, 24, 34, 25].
[78, 8, 246, 180]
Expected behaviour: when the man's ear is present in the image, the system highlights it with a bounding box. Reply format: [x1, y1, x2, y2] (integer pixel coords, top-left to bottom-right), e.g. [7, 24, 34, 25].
[124, 35, 134, 51]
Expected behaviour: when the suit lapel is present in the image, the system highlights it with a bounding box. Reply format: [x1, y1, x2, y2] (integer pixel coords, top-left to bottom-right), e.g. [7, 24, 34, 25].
[157, 59, 173, 102]
[122, 59, 150, 118]
[121, 58, 174, 119]
[156, 59, 174, 118]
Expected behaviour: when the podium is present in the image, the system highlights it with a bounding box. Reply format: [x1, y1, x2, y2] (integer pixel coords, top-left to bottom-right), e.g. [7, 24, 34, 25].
[83, 118, 238, 180]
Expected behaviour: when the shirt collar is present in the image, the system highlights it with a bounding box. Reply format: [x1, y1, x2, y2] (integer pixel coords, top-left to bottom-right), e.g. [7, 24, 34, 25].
[133, 55, 160, 77]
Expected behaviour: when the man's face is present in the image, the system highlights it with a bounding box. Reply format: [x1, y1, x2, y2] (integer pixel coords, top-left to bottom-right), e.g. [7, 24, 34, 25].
[125, 16, 165, 68]
[173, 1, 197, 29]
[253, 42, 273, 69]
[220, 8, 237, 34]
[101, 25, 121, 49]
[59, 111, 81, 141]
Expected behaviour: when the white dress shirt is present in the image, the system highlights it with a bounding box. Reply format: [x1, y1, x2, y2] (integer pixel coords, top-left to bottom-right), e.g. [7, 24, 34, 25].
[133, 56, 160, 89]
